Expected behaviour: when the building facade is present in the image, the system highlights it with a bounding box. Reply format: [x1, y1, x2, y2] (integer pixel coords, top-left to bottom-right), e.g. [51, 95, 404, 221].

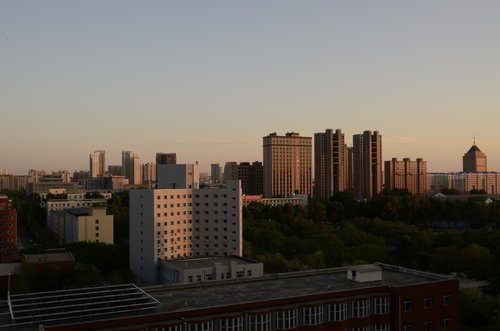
[224, 161, 264, 195]
[89, 150, 105, 178]
[142, 163, 157, 184]
[263, 132, 312, 198]
[353, 131, 383, 200]
[211, 164, 223, 184]
[130, 164, 243, 286]
[314, 129, 348, 200]
[41, 263, 460, 331]
[463, 143, 487, 172]
[384, 158, 427, 195]
[0, 195, 17, 262]
[48, 207, 113, 245]
[160, 256, 264, 284]
[122, 151, 142, 186]
[156, 153, 177, 165]
[427, 172, 500, 195]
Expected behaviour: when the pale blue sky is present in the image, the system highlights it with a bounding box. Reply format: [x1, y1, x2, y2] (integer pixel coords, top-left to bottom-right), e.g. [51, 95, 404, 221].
[1, 1, 500, 174]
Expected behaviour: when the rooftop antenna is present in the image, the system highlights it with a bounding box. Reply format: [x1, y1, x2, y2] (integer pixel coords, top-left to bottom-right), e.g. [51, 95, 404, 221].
[474, 134, 476, 146]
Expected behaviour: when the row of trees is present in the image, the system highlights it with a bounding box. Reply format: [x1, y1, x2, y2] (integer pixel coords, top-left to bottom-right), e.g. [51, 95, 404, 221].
[243, 190, 500, 330]
[0, 189, 131, 295]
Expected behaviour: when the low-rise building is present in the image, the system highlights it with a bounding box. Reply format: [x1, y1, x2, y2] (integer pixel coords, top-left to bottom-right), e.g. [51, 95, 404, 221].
[48, 207, 113, 244]
[18, 263, 460, 331]
[243, 194, 308, 207]
[160, 256, 264, 284]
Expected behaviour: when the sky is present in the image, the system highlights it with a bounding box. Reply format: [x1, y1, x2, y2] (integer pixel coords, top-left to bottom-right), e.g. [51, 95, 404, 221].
[1, 1, 500, 175]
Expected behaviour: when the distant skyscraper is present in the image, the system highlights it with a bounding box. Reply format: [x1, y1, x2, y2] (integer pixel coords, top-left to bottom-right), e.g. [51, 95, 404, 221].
[384, 158, 427, 195]
[223, 161, 264, 195]
[142, 162, 157, 184]
[211, 164, 222, 183]
[353, 131, 383, 200]
[263, 132, 312, 198]
[108, 165, 122, 176]
[314, 129, 348, 200]
[463, 140, 487, 172]
[89, 150, 105, 178]
[156, 153, 177, 165]
[122, 151, 142, 185]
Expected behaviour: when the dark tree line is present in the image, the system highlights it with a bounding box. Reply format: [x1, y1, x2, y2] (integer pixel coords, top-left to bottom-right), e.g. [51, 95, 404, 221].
[243, 189, 500, 330]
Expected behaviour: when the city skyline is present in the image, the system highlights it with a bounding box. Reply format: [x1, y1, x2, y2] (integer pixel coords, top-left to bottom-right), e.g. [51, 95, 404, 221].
[2, 2, 500, 174]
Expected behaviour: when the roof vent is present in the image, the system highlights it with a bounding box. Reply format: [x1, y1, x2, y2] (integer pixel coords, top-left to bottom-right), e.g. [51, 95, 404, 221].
[347, 265, 382, 282]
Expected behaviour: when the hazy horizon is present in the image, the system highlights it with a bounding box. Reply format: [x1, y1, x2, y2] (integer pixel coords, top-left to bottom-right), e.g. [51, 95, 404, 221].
[2, 1, 500, 175]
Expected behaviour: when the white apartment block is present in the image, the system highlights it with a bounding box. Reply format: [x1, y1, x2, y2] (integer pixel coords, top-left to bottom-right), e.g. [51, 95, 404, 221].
[130, 164, 243, 286]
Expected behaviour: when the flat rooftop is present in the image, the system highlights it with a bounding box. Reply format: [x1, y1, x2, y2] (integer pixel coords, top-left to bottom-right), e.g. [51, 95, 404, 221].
[163, 256, 261, 270]
[146, 263, 454, 313]
[24, 252, 74, 264]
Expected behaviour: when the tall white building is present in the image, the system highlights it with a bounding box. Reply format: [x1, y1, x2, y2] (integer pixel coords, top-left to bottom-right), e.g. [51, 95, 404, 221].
[89, 150, 106, 178]
[130, 164, 243, 286]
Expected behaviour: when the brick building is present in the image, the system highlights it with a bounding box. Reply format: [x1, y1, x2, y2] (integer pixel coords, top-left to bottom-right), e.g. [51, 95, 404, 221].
[14, 263, 460, 331]
[0, 195, 17, 263]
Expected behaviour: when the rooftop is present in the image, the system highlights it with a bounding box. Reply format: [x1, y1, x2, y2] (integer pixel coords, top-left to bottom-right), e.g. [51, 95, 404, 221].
[163, 256, 261, 270]
[146, 263, 454, 313]
[24, 251, 75, 264]
[466, 144, 483, 154]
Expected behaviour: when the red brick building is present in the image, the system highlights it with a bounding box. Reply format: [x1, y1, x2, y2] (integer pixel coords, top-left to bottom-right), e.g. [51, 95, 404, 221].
[9, 263, 459, 331]
[0, 195, 17, 263]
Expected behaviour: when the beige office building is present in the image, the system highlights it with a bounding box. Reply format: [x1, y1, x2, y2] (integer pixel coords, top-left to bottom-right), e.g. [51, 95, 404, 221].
[49, 207, 113, 245]
[263, 132, 312, 198]
[463, 143, 487, 172]
[384, 158, 427, 195]
[353, 131, 383, 200]
[314, 129, 348, 200]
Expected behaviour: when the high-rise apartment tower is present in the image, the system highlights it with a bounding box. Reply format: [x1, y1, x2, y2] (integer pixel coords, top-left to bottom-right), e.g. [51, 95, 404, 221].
[263, 132, 312, 198]
[353, 131, 383, 200]
[314, 129, 348, 200]
[122, 151, 142, 185]
[89, 150, 105, 178]
[384, 158, 427, 195]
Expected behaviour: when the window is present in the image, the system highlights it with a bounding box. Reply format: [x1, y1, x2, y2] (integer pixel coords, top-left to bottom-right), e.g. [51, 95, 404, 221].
[424, 320, 432, 331]
[443, 293, 452, 305]
[303, 306, 323, 325]
[443, 317, 452, 329]
[328, 302, 346, 321]
[374, 324, 390, 331]
[247, 313, 271, 331]
[424, 296, 433, 309]
[403, 299, 413, 312]
[352, 299, 370, 318]
[276, 309, 297, 330]
[403, 325, 413, 331]
[219, 317, 242, 331]
[374, 297, 390, 314]
[187, 321, 212, 331]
